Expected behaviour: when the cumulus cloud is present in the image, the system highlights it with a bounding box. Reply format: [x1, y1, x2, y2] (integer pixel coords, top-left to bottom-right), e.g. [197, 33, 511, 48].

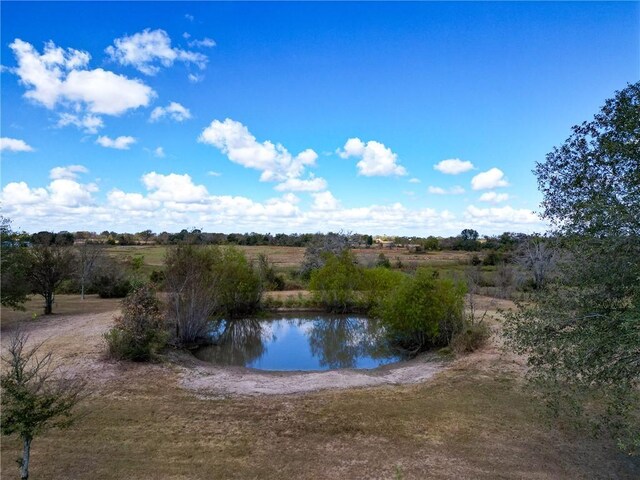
[471, 168, 509, 190]
[312, 191, 340, 211]
[153, 147, 165, 158]
[9, 39, 154, 115]
[479, 191, 509, 203]
[274, 177, 327, 192]
[105, 29, 207, 75]
[199, 118, 319, 183]
[465, 205, 540, 227]
[149, 102, 191, 122]
[188, 73, 204, 83]
[338, 138, 407, 177]
[107, 190, 160, 211]
[408, 178, 421, 184]
[1, 182, 48, 205]
[96, 135, 136, 150]
[428, 185, 465, 195]
[207, 171, 222, 177]
[433, 158, 474, 175]
[57, 113, 104, 133]
[0, 137, 34, 152]
[49, 164, 88, 180]
[1, 164, 97, 211]
[142, 172, 209, 203]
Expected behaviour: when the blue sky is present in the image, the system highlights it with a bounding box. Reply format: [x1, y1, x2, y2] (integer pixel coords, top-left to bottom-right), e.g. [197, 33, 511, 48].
[1, 1, 638, 235]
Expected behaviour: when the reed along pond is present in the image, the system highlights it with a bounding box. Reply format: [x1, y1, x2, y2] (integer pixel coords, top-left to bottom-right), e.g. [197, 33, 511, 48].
[194, 314, 407, 371]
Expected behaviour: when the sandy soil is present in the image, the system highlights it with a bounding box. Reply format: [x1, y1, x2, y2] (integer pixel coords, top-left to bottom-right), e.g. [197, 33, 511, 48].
[179, 355, 447, 397]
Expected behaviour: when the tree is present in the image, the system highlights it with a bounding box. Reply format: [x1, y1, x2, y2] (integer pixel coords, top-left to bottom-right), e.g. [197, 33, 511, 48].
[165, 245, 222, 345]
[516, 235, 556, 289]
[28, 245, 76, 314]
[301, 231, 350, 277]
[535, 81, 640, 237]
[76, 243, 105, 300]
[504, 82, 640, 453]
[1, 217, 31, 310]
[1, 331, 86, 479]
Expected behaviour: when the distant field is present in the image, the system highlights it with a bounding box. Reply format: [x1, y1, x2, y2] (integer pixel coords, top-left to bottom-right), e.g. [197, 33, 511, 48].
[105, 244, 475, 272]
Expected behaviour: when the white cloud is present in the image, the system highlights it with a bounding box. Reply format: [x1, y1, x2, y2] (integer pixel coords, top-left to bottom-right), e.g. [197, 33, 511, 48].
[274, 177, 328, 192]
[471, 168, 509, 190]
[185, 14, 195, 22]
[338, 138, 407, 177]
[149, 101, 191, 122]
[48, 178, 98, 207]
[433, 158, 474, 175]
[10, 39, 154, 115]
[408, 178, 421, 184]
[199, 118, 319, 183]
[1, 182, 48, 205]
[108, 190, 160, 211]
[188, 38, 216, 48]
[57, 113, 104, 133]
[188, 73, 204, 83]
[96, 135, 136, 150]
[105, 29, 207, 75]
[312, 191, 340, 211]
[153, 147, 165, 158]
[142, 172, 209, 203]
[0, 137, 34, 152]
[465, 205, 540, 226]
[49, 164, 88, 180]
[479, 191, 509, 203]
[207, 171, 222, 177]
[428, 185, 465, 195]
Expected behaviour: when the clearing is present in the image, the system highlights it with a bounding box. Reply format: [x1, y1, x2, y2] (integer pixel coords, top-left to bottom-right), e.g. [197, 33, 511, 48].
[1, 295, 638, 479]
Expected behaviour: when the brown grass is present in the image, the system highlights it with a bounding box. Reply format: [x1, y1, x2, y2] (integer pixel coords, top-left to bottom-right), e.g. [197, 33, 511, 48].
[1, 296, 638, 479]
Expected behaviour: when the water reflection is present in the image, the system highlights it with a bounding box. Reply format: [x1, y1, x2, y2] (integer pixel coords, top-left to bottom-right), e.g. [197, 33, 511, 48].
[195, 314, 404, 371]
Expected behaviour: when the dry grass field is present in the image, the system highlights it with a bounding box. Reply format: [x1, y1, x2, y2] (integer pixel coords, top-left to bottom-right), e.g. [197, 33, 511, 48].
[1, 295, 638, 479]
[106, 244, 474, 273]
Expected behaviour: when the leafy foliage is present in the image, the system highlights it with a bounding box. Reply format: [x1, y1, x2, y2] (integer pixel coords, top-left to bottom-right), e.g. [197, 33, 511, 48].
[504, 82, 640, 453]
[104, 285, 167, 361]
[378, 269, 466, 354]
[1, 331, 86, 479]
[0, 218, 32, 310]
[28, 244, 76, 314]
[309, 250, 364, 313]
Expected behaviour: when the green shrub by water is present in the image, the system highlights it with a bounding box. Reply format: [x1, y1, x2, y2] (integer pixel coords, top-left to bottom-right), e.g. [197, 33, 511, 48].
[377, 269, 466, 354]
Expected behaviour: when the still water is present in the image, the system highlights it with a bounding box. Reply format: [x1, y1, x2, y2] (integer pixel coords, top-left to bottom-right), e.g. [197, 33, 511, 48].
[194, 314, 405, 371]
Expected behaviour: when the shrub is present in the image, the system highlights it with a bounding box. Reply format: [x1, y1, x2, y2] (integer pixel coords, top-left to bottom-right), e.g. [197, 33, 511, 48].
[165, 245, 263, 345]
[360, 267, 405, 311]
[376, 253, 391, 268]
[104, 285, 167, 361]
[377, 269, 466, 354]
[451, 322, 490, 354]
[215, 247, 263, 316]
[309, 250, 363, 313]
[92, 256, 132, 298]
[165, 245, 221, 345]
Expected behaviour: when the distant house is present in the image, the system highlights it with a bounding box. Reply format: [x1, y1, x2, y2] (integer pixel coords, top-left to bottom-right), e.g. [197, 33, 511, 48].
[374, 237, 395, 249]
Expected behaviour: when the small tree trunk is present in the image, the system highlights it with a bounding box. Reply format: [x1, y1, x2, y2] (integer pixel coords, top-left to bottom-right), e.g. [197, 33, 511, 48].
[81, 281, 85, 300]
[21, 436, 32, 479]
[44, 292, 53, 315]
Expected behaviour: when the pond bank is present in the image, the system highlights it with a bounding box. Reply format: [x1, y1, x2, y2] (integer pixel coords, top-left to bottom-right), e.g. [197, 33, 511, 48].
[178, 350, 448, 396]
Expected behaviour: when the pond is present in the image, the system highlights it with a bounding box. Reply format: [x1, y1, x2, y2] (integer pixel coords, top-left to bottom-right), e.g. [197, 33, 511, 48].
[194, 314, 406, 371]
